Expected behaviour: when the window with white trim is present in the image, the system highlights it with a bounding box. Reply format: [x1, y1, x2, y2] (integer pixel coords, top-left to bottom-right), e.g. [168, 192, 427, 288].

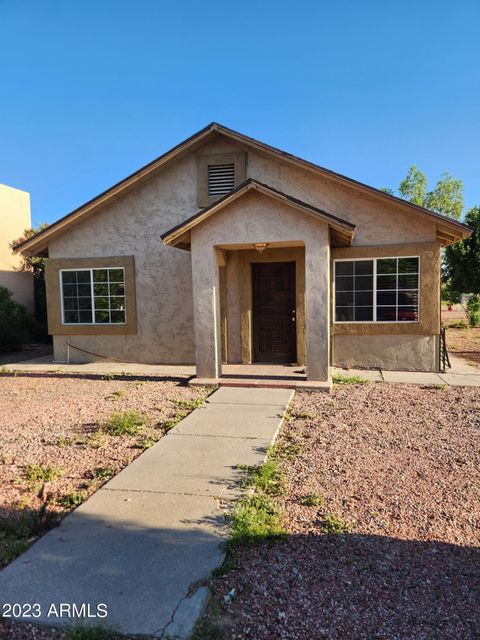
[334, 257, 419, 322]
[60, 268, 126, 325]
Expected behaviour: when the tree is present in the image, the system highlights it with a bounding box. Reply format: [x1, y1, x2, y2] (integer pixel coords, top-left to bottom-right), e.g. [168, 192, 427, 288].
[389, 165, 464, 220]
[10, 224, 50, 341]
[398, 165, 428, 206]
[444, 206, 480, 294]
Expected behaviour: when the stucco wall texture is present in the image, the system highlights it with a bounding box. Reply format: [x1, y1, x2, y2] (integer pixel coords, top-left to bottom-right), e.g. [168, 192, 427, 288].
[48, 135, 439, 370]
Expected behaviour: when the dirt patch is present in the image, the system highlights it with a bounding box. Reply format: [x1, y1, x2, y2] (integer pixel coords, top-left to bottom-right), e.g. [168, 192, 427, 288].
[203, 384, 480, 640]
[446, 326, 480, 366]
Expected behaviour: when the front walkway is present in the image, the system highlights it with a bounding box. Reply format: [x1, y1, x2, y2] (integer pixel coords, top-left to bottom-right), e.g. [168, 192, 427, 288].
[0, 387, 293, 638]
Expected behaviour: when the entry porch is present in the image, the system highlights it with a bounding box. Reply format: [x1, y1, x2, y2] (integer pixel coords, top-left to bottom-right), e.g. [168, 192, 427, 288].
[162, 179, 356, 383]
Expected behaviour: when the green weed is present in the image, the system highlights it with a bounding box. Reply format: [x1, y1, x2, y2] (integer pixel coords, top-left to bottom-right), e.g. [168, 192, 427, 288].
[173, 397, 206, 410]
[92, 466, 116, 481]
[299, 492, 324, 507]
[230, 493, 285, 544]
[111, 389, 126, 399]
[332, 373, 369, 385]
[58, 490, 86, 509]
[24, 463, 64, 485]
[65, 623, 119, 640]
[103, 410, 149, 436]
[321, 513, 352, 534]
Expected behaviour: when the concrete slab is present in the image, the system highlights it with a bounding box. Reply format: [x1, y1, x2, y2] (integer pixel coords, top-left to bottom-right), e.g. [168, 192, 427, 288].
[207, 386, 293, 406]
[105, 431, 271, 499]
[381, 370, 445, 385]
[332, 367, 383, 382]
[171, 402, 287, 439]
[0, 490, 225, 637]
[438, 373, 480, 386]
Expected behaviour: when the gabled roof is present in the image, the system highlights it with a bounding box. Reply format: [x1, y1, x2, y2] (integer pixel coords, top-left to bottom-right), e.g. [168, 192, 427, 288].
[161, 179, 356, 249]
[15, 122, 471, 255]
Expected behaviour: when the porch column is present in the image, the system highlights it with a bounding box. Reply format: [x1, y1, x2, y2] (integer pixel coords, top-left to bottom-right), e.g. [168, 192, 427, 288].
[191, 240, 222, 380]
[305, 233, 330, 381]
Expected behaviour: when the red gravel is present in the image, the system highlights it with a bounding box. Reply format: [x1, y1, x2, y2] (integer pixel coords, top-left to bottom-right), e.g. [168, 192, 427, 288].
[204, 383, 480, 640]
[0, 374, 207, 563]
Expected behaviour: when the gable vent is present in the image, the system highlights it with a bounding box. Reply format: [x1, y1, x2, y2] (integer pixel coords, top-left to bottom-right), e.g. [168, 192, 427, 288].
[208, 163, 235, 196]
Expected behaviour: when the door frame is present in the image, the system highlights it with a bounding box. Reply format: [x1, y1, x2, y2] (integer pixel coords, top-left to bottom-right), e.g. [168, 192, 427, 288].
[236, 247, 306, 365]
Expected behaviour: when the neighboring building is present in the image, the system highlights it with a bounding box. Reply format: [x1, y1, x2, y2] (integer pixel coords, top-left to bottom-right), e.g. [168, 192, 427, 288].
[14, 124, 471, 381]
[0, 184, 34, 312]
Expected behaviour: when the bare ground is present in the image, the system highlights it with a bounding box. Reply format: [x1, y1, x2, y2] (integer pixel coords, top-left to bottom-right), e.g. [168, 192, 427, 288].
[446, 326, 480, 366]
[204, 383, 480, 640]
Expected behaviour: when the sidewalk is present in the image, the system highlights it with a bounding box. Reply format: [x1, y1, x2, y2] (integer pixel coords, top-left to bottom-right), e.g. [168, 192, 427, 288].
[333, 354, 480, 387]
[3, 354, 480, 387]
[0, 387, 293, 638]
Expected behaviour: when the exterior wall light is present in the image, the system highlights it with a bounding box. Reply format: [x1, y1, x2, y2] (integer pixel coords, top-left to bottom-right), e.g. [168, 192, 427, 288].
[253, 242, 269, 254]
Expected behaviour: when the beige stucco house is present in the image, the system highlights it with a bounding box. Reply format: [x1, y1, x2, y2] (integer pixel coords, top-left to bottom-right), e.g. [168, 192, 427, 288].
[15, 123, 470, 382]
[0, 184, 34, 312]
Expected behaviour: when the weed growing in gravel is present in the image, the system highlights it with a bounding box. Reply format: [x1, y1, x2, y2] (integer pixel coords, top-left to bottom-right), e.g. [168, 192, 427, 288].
[132, 434, 162, 449]
[299, 492, 324, 507]
[173, 397, 206, 410]
[24, 463, 64, 485]
[65, 622, 119, 640]
[295, 411, 318, 420]
[161, 411, 187, 432]
[431, 383, 447, 390]
[111, 389, 126, 399]
[321, 513, 352, 534]
[92, 466, 116, 481]
[269, 441, 302, 461]
[239, 459, 286, 496]
[58, 490, 87, 509]
[101, 372, 117, 381]
[230, 494, 285, 544]
[332, 373, 369, 385]
[0, 510, 54, 567]
[103, 410, 150, 436]
[191, 618, 225, 640]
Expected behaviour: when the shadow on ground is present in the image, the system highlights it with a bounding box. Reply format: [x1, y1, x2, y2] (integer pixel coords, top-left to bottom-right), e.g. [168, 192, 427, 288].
[206, 532, 480, 640]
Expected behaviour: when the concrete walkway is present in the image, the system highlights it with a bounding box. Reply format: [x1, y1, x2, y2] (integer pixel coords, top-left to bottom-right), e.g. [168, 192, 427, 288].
[3, 355, 480, 387]
[0, 387, 293, 638]
[333, 354, 480, 387]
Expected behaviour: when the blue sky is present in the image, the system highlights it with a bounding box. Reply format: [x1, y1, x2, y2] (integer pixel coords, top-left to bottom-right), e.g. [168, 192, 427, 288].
[1, 0, 479, 227]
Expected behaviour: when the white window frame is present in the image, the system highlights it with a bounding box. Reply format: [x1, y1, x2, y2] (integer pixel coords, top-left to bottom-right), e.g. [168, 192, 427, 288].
[333, 256, 420, 324]
[59, 267, 127, 326]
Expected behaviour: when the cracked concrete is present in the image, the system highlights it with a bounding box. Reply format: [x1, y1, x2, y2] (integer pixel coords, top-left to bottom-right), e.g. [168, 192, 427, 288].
[0, 387, 293, 638]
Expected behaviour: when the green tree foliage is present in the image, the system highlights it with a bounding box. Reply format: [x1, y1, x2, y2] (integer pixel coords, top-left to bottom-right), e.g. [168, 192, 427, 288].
[0, 286, 31, 352]
[424, 172, 464, 220]
[392, 165, 464, 220]
[10, 225, 50, 341]
[444, 206, 480, 295]
[398, 165, 428, 206]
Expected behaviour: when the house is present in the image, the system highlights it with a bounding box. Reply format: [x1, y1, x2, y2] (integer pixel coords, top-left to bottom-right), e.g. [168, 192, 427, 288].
[14, 123, 471, 383]
[0, 184, 34, 312]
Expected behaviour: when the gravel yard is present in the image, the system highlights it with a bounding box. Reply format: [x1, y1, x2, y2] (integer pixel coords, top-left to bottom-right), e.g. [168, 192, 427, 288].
[446, 326, 480, 366]
[0, 374, 207, 571]
[202, 383, 480, 640]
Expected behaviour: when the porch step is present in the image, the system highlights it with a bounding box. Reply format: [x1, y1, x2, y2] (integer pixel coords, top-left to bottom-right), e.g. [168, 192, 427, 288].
[189, 377, 331, 392]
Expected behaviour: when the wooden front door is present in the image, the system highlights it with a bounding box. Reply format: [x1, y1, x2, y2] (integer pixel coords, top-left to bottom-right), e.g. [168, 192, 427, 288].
[252, 262, 297, 363]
